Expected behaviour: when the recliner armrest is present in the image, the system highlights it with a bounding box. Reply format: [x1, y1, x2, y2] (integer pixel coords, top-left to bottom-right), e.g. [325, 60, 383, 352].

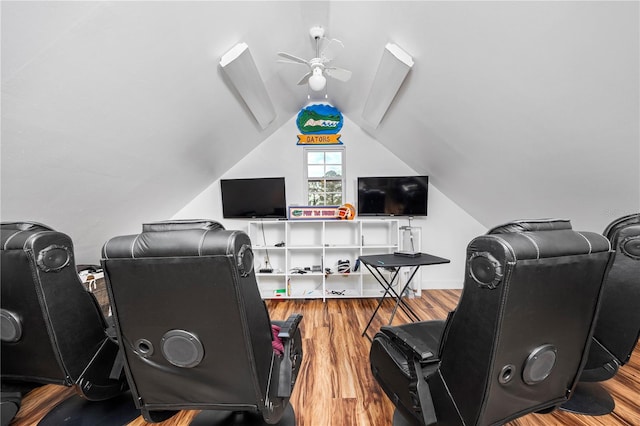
[371, 326, 440, 426]
[277, 314, 303, 340]
[379, 325, 439, 363]
[275, 314, 303, 398]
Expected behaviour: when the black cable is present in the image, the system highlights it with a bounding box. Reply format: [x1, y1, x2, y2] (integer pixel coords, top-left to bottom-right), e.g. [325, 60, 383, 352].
[260, 220, 271, 269]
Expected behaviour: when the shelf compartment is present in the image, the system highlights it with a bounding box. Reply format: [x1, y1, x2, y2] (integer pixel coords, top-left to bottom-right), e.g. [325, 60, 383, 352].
[253, 249, 286, 274]
[361, 220, 399, 247]
[324, 288, 361, 298]
[324, 246, 360, 276]
[287, 274, 323, 298]
[287, 221, 323, 247]
[289, 289, 324, 299]
[324, 221, 361, 246]
[288, 247, 323, 273]
[256, 274, 287, 299]
[248, 221, 286, 248]
[325, 273, 361, 298]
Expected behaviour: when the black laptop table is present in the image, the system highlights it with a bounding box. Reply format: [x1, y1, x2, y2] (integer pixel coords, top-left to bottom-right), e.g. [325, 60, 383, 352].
[359, 252, 450, 341]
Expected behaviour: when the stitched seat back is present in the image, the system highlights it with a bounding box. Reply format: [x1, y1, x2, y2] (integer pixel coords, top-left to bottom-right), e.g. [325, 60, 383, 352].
[1, 222, 110, 386]
[438, 219, 612, 425]
[101, 220, 275, 416]
[587, 214, 640, 373]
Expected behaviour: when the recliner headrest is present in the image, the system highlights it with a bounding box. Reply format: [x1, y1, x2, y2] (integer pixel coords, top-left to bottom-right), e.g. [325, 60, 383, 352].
[102, 220, 246, 259]
[1, 221, 54, 232]
[487, 219, 572, 235]
[1, 222, 56, 250]
[142, 219, 224, 232]
[473, 218, 610, 261]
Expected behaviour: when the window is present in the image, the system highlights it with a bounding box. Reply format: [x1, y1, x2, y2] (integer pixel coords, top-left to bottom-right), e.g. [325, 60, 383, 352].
[303, 147, 345, 206]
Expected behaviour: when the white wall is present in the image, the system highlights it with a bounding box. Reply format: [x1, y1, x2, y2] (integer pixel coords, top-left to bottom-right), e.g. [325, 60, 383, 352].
[3, 2, 636, 265]
[173, 108, 485, 289]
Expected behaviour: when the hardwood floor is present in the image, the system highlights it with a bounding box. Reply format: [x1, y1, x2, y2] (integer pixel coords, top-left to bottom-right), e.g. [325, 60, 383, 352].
[10, 290, 640, 425]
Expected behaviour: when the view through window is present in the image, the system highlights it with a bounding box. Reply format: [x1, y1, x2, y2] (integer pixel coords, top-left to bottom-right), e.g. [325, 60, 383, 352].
[304, 147, 345, 206]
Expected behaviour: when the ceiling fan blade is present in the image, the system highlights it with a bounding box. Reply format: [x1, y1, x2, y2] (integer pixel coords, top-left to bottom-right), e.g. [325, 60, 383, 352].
[277, 52, 309, 65]
[297, 72, 312, 85]
[277, 59, 309, 66]
[320, 38, 344, 62]
[325, 67, 352, 82]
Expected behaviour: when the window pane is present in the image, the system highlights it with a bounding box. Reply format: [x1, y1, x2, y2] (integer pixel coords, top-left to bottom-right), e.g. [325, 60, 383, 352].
[304, 147, 345, 208]
[309, 193, 325, 205]
[325, 165, 342, 177]
[307, 152, 325, 165]
[326, 193, 342, 205]
[325, 152, 342, 164]
[308, 180, 324, 193]
[325, 181, 342, 192]
[308, 165, 325, 178]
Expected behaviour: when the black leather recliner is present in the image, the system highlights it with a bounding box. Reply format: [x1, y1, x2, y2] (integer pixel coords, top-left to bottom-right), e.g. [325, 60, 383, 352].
[101, 219, 303, 425]
[0, 221, 137, 426]
[560, 213, 640, 415]
[369, 219, 612, 426]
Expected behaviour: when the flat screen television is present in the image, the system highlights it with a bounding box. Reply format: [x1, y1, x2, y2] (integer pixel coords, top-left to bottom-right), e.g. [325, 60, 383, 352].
[357, 176, 429, 217]
[220, 177, 287, 219]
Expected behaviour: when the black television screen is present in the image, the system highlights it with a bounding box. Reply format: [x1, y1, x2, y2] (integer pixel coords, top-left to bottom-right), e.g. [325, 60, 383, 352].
[221, 177, 287, 219]
[357, 176, 429, 216]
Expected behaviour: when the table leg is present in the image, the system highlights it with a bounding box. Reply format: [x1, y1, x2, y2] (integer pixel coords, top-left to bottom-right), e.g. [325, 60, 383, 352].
[363, 265, 423, 340]
[389, 266, 421, 323]
[362, 263, 401, 340]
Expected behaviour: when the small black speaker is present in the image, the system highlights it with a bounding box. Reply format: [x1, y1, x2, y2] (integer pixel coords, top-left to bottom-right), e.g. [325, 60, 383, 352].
[522, 344, 557, 385]
[37, 245, 71, 272]
[1, 310, 22, 343]
[621, 235, 640, 259]
[161, 330, 204, 368]
[468, 252, 503, 289]
[237, 244, 254, 277]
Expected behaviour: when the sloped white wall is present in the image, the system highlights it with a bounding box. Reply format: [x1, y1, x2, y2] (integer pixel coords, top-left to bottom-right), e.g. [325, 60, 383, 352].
[337, 1, 640, 232]
[173, 110, 486, 289]
[3, 1, 636, 265]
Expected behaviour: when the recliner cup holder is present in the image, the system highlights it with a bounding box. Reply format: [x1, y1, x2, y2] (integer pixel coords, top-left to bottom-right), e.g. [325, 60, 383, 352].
[135, 339, 154, 358]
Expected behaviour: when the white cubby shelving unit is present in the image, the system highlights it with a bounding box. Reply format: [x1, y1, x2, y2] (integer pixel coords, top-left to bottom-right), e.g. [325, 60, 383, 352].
[248, 219, 400, 301]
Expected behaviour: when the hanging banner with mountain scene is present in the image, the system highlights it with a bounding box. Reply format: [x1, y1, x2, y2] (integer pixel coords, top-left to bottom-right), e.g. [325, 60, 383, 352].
[296, 103, 343, 145]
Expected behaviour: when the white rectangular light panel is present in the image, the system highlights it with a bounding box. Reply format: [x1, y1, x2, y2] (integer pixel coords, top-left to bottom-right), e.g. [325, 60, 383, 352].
[220, 43, 276, 129]
[362, 43, 414, 128]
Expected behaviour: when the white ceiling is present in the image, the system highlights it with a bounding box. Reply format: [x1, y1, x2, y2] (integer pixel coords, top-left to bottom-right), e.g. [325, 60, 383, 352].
[1, 1, 639, 263]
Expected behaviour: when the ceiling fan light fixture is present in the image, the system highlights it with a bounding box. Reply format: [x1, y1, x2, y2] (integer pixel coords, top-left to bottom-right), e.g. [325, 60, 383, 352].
[277, 26, 350, 93]
[308, 67, 326, 91]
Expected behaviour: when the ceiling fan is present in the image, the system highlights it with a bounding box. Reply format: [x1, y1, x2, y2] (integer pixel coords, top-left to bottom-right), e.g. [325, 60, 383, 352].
[277, 26, 352, 92]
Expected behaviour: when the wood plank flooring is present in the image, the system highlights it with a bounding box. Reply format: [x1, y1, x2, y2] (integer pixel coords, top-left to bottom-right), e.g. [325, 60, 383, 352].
[9, 290, 640, 425]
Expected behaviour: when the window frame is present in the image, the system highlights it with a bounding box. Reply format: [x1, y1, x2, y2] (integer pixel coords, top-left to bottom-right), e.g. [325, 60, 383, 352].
[302, 146, 346, 207]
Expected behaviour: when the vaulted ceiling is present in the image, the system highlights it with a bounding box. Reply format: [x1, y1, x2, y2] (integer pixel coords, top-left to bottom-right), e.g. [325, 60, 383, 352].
[2, 1, 638, 263]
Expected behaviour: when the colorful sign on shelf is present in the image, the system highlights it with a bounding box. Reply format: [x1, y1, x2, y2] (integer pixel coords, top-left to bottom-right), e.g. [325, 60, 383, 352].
[288, 204, 356, 220]
[296, 103, 343, 145]
[288, 206, 340, 220]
